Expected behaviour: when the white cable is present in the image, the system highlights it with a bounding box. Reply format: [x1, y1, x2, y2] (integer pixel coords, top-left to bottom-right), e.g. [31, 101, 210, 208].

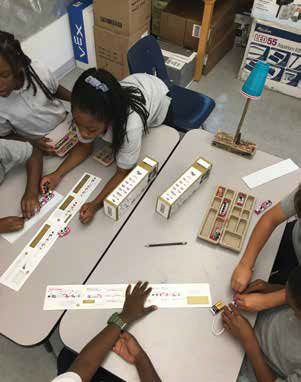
[211, 314, 225, 336]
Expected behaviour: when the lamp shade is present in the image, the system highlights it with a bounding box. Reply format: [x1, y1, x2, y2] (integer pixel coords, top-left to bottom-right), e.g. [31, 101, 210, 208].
[241, 61, 270, 100]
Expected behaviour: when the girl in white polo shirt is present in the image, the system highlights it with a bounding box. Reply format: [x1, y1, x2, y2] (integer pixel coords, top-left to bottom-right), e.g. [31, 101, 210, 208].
[41, 68, 172, 224]
[0, 31, 71, 153]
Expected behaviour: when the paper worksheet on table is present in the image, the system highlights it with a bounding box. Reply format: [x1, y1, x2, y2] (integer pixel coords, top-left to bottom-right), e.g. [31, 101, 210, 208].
[0, 173, 101, 292]
[44, 284, 212, 310]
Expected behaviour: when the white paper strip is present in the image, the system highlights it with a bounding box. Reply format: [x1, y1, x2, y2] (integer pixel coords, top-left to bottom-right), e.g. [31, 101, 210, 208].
[0, 173, 101, 291]
[242, 159, 299, 189]
[2, 191, 63, 244]
[44, 283, 212, 310]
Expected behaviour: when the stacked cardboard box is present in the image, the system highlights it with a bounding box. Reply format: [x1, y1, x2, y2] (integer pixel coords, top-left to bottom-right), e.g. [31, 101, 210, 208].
[151, 0, 171, 36]
[160, 0, 236, 74]
[93, 0, 151, 80]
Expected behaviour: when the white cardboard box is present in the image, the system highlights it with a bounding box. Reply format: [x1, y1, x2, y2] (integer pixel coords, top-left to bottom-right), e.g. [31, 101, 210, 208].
[156, 157, 212, 219]
[252, 0, 301, 30]
[239, 19, 301, 98]
[104, 157, 158, 221]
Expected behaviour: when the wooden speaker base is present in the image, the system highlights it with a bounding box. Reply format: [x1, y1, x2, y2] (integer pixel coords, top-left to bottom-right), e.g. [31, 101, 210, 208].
[212, 131, 256, 158]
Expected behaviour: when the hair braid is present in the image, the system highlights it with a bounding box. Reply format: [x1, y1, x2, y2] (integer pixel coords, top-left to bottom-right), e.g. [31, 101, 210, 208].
[0, 30, 54, 100]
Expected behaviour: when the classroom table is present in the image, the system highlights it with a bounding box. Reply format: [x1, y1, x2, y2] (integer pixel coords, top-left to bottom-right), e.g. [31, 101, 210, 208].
[60, 129, 301, 382]
[0, 126, 179, 346]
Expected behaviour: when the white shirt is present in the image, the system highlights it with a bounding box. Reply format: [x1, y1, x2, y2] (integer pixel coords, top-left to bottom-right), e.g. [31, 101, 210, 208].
[0, 61, 66, 139]
[77, 73, 171, 170]
[0, 139, 32, 183]
[51, 372, 81, 382]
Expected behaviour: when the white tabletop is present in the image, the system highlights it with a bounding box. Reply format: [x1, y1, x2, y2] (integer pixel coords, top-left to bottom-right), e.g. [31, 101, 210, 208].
[0, 126, 179, 346]
[60, 129, 301, 382]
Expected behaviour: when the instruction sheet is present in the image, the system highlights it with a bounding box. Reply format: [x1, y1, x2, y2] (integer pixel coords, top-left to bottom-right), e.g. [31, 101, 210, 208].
[0, 173, 101, 292]
[44, 283, 212, 310]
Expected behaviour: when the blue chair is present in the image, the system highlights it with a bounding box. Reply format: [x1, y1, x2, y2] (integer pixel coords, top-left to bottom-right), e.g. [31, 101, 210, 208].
[127, 35, 215, 133]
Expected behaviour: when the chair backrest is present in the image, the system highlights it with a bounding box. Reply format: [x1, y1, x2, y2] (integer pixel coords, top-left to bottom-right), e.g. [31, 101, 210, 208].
[127, 35, 172, 88]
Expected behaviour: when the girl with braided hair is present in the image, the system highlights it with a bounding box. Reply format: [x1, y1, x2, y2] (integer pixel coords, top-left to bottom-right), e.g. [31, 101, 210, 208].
[41, 68, 172, 225]
[0, 30, 71, 153]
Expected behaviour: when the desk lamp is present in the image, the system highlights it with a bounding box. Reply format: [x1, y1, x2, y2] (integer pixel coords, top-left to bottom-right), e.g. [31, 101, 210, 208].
[212, 61, 270, 158]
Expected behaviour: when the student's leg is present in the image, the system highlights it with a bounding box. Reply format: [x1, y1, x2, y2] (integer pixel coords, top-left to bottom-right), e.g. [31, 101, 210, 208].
[269, 220, 299, 284]
[57, 347, 125, 382]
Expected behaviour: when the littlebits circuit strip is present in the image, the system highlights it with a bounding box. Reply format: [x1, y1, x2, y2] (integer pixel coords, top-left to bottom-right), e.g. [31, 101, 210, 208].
[0, 173, 101, 292]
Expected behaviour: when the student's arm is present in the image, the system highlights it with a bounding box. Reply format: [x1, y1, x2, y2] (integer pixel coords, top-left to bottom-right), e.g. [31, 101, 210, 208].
[235, 289, 286, 312]
[21, 146, 43, 219]
[40, 142, 93, 192]
[69, 282, 157, 382]
[231, 203, 287, 293]
[0, 217, 24, 233]
[54, 85, 72, 102]
[79, 167, 130, 224]
[113, 332, 161, 382]
[222, 304, 276, 382]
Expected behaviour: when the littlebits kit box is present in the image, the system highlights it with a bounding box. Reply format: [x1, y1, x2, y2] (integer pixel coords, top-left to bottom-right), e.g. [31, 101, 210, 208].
[156, 157, 212, 219]
[104, 156, 158, 221]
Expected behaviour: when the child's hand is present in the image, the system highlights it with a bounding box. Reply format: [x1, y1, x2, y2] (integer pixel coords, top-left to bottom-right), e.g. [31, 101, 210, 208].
[79, 201, 98, 224]
[243, 279, 272, 295]
[234, 292, 270, 312]
[0, 216, 24, 233]
[40, 173, 61, 194]
[21, 191, 40, 219]
[120, 281, 157, 325]
[35, 137, 56, 154]
[113, 332, 145, 365]
[231, 262, 253, 293]
[222, 304, 255, 345]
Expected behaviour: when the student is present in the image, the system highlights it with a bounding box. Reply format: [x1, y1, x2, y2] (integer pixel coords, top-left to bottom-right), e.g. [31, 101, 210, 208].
[223, 266, 301, 382]
[0, 139, 42, 232]
[0, 30, 71, 153]
[231, 186, 301, 312]
[41, 68, 172, 224]
[52, 281, 160, 382]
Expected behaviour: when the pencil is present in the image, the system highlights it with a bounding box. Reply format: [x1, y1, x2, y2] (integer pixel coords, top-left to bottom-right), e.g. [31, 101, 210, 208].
[145, 241, 187, 248]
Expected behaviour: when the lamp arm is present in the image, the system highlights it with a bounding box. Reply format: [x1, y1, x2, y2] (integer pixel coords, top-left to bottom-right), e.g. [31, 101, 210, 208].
[234, 98, 251, 144]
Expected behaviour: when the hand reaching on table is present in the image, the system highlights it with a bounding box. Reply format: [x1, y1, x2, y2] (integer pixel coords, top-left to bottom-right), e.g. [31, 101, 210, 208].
[0, 216, 24, 233]
[231, 262, 253, 293]
[120, 281, 158, 325]
[40, 172, 61, 194]
[113, 332, 145, 364]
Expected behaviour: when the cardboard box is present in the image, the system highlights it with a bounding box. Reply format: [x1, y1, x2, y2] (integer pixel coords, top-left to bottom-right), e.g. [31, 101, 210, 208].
[159, 40, 197, 87]
[68, 0, 97, 69]
[203, 25, 235, 75]
[151, 0, 171, 36]
[94, 0, 151, 35]
[104, 157, 158, 221]
[252, 0, 301, 29]
[94, 24, 149, 80]
[160, 0, 236, 51]
[156, 157, 212, 219]
[239, 19, 301, 98]
[235, 12, 252, 47]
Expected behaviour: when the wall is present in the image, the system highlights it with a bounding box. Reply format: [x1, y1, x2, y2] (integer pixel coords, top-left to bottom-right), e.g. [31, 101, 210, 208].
[21, 14, 75, 79]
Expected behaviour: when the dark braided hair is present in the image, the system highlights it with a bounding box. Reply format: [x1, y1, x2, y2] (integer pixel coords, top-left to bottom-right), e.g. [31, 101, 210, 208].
[71, 68, 149, 157]
[288, 266, 301, 310]
[0, 30, 54, 100]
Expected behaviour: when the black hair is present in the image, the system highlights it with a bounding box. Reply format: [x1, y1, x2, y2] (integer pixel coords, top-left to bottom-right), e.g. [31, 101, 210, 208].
[0, 30, 54, 100]
[294, 185, 301, 219]
[71, 68, 149, 156]
[288, 266, 301, 309]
